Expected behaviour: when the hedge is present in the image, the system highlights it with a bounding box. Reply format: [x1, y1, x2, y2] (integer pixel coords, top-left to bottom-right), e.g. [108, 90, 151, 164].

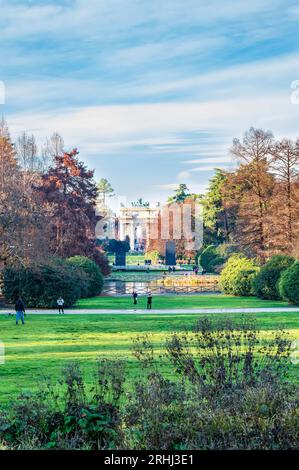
[253, 255, 295, 300]
[199, 245, 226, 273]
[279, 261, 299, 305]
[219, 254, 259, 296]
[3, 258, 89, 308]
[67, 256, 104, 297]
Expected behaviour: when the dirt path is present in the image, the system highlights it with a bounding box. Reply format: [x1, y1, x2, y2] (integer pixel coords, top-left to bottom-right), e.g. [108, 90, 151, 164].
[1, 307, 299, 315]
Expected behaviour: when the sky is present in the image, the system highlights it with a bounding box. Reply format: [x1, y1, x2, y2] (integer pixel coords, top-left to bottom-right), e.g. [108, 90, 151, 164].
[1, 0, 299, 205]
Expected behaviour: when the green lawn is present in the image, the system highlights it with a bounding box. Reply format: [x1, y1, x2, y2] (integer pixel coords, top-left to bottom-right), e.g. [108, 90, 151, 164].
[108, 254, 145, 265]
[107, 271, 166, 281]
[75, 294, 290, 310]
[0, 311, 298, 404]
[107, 270, 196, 281]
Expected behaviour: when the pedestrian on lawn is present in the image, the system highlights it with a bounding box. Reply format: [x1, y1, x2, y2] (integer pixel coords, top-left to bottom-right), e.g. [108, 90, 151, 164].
[15, 297, 26, 325]
[147, 292, 153, 310]
[57, 296, 65, 314]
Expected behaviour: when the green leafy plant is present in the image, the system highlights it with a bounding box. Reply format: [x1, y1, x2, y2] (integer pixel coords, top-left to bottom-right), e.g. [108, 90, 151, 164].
[279, 261, 299, 304]
[253, 255, 295, 300]
[3, 258, 88, 307]
[199, 245, 225, 273]
[219, 254, 259, 296]
[67, 256, 104, 297]
[145, 250, 162, 263]
[126, 318, 296, 450]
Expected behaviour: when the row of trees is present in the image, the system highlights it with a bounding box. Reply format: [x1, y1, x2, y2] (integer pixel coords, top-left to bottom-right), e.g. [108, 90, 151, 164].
[0, 119, 109, 279]
[201, 127, 299, 262]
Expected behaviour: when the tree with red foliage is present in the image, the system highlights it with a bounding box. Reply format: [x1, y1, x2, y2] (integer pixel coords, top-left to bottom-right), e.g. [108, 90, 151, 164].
[39, 149, 103, 263]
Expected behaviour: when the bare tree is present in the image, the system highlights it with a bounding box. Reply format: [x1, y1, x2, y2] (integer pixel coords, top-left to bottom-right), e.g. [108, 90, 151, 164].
[230, 127, 275, 262]
[41, 132, 64, 169]
[16, 132, 40, 171]
[269, 138, 299, 253]
[0, 123, 50, 269]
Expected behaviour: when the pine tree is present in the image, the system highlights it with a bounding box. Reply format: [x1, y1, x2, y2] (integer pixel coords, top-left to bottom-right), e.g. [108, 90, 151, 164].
[97, 178, 114, 205]
[201, 169, 236, 245]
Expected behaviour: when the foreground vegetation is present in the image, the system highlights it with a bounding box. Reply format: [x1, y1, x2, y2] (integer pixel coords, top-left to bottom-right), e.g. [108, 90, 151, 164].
[0, 317, 297, 450]
[0, 311, 298, 404]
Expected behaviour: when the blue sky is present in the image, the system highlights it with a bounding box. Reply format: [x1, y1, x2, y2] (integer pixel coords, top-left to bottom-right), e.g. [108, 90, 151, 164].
[1, 0, 299, 204]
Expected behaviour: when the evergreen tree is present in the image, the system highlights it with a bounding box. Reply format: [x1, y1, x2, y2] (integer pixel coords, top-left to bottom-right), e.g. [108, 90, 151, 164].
[201, 169, 236, 245]
[97, 178, 114, 205]
[168, 184, 190, 203]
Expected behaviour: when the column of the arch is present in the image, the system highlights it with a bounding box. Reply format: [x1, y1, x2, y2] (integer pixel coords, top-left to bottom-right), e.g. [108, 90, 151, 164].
[128, 217, 135, 251]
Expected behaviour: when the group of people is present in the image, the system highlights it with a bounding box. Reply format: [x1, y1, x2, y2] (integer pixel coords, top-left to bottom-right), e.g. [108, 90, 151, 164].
[13, 290, 156, 323]
[13, 291, 152, 323]
[13, 295, 65, 325]
[168, 266, 176, 273]
[132, 291, 153, 309]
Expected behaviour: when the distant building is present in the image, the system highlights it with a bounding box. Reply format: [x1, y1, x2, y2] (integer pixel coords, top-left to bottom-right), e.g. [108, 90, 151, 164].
[118, 206, 159, 252]
[96, 198, 202, 259]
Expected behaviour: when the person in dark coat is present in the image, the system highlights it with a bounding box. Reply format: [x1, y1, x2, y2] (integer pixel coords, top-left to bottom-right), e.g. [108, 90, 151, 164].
[15, 297, 26, 325]
[132, 291, 138, 306]
[147, 292, 153, 310]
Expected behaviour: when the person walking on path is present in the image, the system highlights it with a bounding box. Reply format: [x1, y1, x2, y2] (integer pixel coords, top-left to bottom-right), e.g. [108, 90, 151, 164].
[132, 291, 138, 306]
[57, 296, 65, 314]
[147, 292, 153, 310]
[15, 297, 26, 325]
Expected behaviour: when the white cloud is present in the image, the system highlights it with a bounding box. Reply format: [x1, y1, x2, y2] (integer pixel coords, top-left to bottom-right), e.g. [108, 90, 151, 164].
[1, 0, 298, 203]
[154, 182, 209, 195]
[8, 92, 299, 158]
[189, 165, 231, 172]
[104, 35, 228, 69]
[184, 156, 232, 164]
[0, 81, 5, 104]
[133, 52, 299, 98]
[0, 0, 283, 41]
[177, 171, 191, 180]
[154, 183, 178, 190]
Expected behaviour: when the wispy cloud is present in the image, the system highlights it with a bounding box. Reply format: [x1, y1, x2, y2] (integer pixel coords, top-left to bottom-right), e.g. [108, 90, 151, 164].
[1, 0, 299, 200]
[189, 165, 231, 172]
[184, 157, 232, 164]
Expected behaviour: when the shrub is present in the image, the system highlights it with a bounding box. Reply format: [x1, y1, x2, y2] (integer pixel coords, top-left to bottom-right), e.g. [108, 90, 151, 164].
[232, 268, 260, 296]
[253, 255, 295, 300]
[0, 360, 125, 450]
[92, 248, 111, 276]
[199, 245, 225, 273]
[126, 318, 297, 450]
[145, 250, 162, 263]
[279, 261, 299, 305]
[199, 244, 238, 273]
[67, 256, 104, 297]
[2, 258, 88, 308]
[0, 319, 297, 450]
[219, 254, 259, 296]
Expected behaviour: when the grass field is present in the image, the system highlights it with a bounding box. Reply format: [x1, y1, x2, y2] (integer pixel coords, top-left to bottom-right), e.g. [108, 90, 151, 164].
[75, 294, 290, 310]
[0, 310, 298, 404]
[107, 271, 199, 281]
[107, 272, 166, 281]
[108, 254, 145, 265]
